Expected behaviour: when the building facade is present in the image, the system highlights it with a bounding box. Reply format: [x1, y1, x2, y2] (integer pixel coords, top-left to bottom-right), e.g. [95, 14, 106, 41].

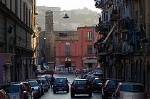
[0, 0, 38, 84]
[94, 0, 150, 95]
[55, 26, 101, 72]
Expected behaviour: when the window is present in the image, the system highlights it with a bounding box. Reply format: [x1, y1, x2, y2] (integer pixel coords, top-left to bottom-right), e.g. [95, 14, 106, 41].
[87, 45, 92, 54]
[10, 0, 12, 10]
[87, 31, 92, 41]
[65, 43, 70, 56]
[102, 11, 108, 22]
[15, 0, 18, 15]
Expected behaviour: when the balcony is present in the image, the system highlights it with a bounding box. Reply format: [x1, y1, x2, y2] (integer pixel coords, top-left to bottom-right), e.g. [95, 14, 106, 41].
[97, 23, 110, 33]
[110, 10, 119, 21]
[94, 0, 104, 8]
[95, 0, 113, 9]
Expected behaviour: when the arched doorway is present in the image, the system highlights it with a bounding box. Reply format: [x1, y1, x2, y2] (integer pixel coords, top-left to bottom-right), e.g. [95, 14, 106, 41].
[65, 57, 71, 72]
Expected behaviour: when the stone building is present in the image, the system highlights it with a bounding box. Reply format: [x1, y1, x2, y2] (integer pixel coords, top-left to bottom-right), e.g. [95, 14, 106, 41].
[0, 0, 38, 83]
[94, 0, 150, 95]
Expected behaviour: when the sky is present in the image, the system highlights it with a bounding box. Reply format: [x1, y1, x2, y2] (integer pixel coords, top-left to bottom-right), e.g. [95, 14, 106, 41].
[36, 0, 101, 13]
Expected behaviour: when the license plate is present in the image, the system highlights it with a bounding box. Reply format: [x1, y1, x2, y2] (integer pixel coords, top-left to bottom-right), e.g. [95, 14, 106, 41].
[58, 88, 62, 90]
[78, 87, 84, 89]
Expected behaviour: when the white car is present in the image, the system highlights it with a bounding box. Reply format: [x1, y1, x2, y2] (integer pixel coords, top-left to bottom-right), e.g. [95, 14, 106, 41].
[112, 82, 147, 99]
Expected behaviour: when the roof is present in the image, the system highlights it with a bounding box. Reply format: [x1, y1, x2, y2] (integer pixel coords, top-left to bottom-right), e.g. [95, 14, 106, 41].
[74, 78, 87, 80]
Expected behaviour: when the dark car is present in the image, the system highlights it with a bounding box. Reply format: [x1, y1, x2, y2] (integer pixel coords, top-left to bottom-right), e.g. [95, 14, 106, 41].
[92, 78, 103, 92]
[53, 77, 69, 94]
[36, 78, 49, 92]
[28, 80, 43, 98]
[37, 75, 51, 89]
[101, 79, 120, 99]
[89, 75, 99, 84]
[70, 79, 92, 98]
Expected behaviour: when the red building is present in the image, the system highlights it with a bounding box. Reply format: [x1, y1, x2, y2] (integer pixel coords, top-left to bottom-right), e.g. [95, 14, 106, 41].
[55, 26, 102, 72]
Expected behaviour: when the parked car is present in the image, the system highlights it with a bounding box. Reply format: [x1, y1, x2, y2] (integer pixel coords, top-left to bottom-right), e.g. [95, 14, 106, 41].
[27, 80, 43, 98]
[112, 82, 147, 99]
[102, 79, 121, 99]
[80, 74, 88, 79]
[70, 79, 92, 98]
[20, 81, 33, 99]
[0, 89, 10, 99]
[89, 75, 99, 84]
[36, 77, 49, 92]
[92, 78, 103, 92]
[37, 75, 51, 88]
[2, 82, 29, 99]
[93, 73, 103, 78]
[53, 77, 69, 94]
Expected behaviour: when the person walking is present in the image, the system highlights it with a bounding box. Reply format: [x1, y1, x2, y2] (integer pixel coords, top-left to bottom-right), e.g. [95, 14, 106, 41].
[75, 70, 78, 77]
[50, 74, 55, 89]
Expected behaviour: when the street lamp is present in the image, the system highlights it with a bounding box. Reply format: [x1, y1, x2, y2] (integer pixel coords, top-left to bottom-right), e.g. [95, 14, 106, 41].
[63, 13, 69, 19]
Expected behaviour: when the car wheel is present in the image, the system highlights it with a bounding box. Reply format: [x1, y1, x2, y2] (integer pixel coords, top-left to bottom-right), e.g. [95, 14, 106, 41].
[71, 92, 75, 98]
[66, 88, 69, 93]
[53, 90, 56, 94]
[46, 88, 49, 92]
[42, 89, 45, 95]
[92, 89, 95, 92]
[89, 93, 92, 97]
[102, 95, 106, 99]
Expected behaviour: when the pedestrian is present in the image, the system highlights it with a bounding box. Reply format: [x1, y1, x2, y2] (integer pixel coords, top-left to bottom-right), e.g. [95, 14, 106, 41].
[75, 70, 78, 77]
[50, 74, 55, 88]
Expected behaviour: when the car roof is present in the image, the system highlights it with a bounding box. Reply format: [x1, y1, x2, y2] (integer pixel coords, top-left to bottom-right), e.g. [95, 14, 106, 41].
[94, 78, 100, 80]
[37, 78, 46, 80]
[74, 78, 87, 81]
[55, 77, 67, 79]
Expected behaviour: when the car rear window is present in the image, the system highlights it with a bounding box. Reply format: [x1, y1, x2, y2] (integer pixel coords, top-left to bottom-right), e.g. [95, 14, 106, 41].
[38, 79, 47, 84]
[4, 85, 19, 93]
[28, 81, 39, 87]
[74, 80, 87, 85]
[55, 78, 67, 83]
[120, 85, 144, 92]
[95, 79, 103, 83]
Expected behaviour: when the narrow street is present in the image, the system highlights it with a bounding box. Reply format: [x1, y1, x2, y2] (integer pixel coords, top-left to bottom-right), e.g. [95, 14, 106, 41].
[40, 73, 102, 99]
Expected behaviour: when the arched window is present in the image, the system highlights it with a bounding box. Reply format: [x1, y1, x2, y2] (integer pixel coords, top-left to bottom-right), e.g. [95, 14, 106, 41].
[65, 42, 70, 56]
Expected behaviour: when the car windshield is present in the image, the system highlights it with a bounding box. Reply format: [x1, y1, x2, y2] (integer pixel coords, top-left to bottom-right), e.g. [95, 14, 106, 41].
[120, 84, 144, 92]
[28, 81, 39, 87]
[4, 85, 19, 93]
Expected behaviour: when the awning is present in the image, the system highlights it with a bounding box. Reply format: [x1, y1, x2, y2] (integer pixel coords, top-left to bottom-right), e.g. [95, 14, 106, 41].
[102, 23, 116, 43]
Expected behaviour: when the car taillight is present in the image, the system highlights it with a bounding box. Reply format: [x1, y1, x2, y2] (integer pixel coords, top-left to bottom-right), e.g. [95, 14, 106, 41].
[144, 88, 147, 99]
[20, 92, 24, 99]
[86, 85, 90, 88]
[117, 86, 120, 97]
[71, 85, 75, 89]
